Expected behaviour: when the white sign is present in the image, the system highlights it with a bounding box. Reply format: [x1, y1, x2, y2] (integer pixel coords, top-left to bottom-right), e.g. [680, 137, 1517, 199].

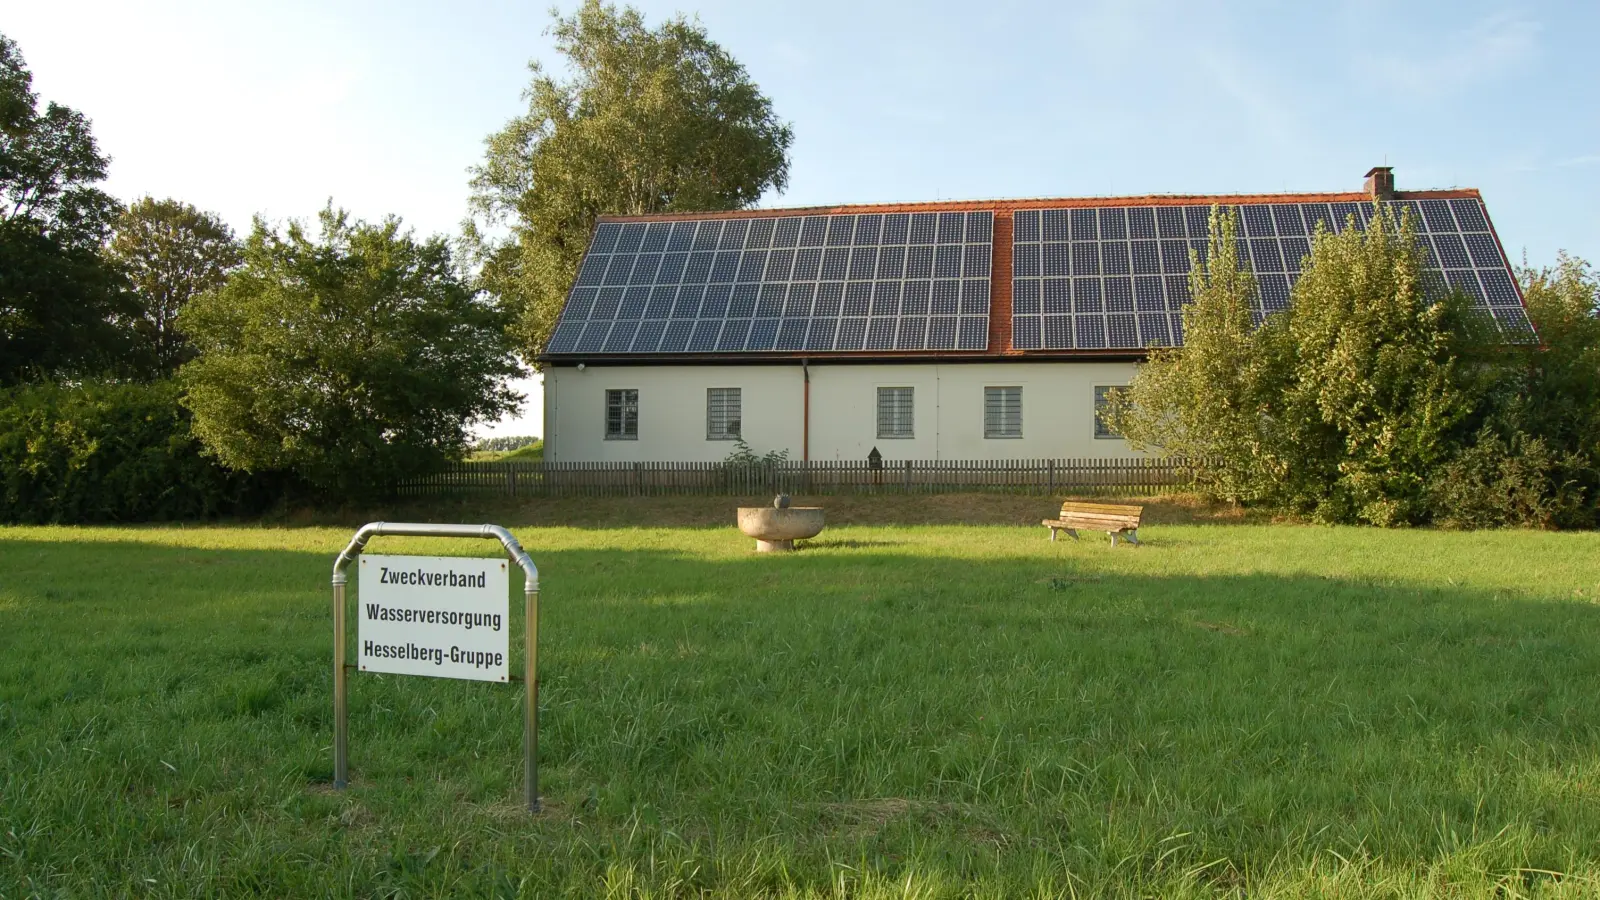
[358, 554, 510, 682]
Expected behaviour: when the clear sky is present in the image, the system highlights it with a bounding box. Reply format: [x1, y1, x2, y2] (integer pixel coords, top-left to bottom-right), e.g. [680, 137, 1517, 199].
[9, 0, 1597, 437]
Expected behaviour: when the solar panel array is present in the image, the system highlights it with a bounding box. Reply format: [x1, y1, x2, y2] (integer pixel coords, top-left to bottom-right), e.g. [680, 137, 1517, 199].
[545, 211, 995, 355]
[1010, 197, 1527, 351]
[547, 197, 1527, 357]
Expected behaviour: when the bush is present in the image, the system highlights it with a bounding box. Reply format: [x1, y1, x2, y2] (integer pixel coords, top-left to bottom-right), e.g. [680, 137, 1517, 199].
[178, 207, 520, 500]
[1427, 428, 1588, 529]
[0, 380, 278, 523]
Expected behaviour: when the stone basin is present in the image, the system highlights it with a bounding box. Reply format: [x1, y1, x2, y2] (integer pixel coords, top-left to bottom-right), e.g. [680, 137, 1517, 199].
[737, 507, 825, 552]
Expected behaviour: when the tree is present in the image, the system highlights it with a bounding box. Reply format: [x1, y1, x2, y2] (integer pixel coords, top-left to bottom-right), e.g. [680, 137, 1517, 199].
[178, 207, 522, 498]
[108, 197, 241, 376]
[1514, 253, 1600, 457]
[0, 33, 132, 384]
[1264, 205, 1485, 525]
[1112, 207, 1275, 504]
[1114, 204, 1488, 525]
[1435, 253, 1600, 529]
[468, 0, 793, 359]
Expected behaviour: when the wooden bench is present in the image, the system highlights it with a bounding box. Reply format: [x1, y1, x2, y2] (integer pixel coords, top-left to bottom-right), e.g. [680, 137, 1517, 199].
[1043, 502, 1144, 546]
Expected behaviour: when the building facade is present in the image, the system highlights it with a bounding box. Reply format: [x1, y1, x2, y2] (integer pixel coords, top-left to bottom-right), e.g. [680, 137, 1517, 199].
[541, 168, 1526, 463]
[544, 360, 1141, 463]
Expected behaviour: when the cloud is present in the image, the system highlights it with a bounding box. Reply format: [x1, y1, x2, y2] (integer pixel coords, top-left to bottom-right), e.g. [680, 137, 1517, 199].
[1360, 10, 1540, 98]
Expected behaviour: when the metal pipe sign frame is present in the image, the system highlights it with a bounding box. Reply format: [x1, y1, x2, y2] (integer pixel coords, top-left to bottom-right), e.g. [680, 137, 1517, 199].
[331, 522, 542, 813]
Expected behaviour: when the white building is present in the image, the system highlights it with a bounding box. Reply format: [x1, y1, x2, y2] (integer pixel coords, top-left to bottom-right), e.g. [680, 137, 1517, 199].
[542, 170, 1524, 463]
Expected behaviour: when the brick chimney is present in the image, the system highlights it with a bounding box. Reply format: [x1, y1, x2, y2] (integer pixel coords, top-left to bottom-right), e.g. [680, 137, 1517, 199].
[1364, 166, 1395, 200]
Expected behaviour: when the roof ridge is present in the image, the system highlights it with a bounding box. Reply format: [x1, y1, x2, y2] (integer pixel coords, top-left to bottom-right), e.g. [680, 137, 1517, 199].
[596, 189, 1483, 223]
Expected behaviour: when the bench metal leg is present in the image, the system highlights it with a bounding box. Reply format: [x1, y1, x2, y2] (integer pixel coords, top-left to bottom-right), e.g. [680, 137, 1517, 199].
[1049, 527, 1056, 542]
[1066, 528, 1079, 541]
[1125, 529, 1140, 546]
[1109, 531, 1117, 548]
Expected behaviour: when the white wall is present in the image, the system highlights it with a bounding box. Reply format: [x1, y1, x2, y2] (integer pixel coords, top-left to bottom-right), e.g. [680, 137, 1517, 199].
[544, 361, 1142, 462]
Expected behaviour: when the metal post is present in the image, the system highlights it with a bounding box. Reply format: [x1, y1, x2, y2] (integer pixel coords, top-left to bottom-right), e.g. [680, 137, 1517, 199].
[524, 584, 540, 812]
[333, 577, 348, 788]
[330, 522, 540, 812]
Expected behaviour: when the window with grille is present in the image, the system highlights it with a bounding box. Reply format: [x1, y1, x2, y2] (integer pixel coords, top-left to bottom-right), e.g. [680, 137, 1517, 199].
[706, 387, 741, 440]
[1094, 385, 1125, 439]
[605, 389, 638, 440]
[877, 387, 914, 439]
[984, 386, 1022, 439]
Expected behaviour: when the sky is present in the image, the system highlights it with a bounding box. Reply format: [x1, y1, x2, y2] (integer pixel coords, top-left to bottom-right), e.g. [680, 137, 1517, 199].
[8, 0, 1598, 437]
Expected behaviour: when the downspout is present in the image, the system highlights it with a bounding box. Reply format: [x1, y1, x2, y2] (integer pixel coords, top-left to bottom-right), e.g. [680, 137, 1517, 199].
[801, 358, 810, 461]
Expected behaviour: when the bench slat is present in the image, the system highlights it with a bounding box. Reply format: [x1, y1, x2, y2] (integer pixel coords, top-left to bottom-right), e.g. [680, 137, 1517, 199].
[1056, 511, 1141, 523]
[1058, 502, 1144, 516]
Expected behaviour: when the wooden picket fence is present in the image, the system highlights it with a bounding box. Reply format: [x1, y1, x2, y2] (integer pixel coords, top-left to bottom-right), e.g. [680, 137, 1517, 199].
[396, 457, 1200, 499]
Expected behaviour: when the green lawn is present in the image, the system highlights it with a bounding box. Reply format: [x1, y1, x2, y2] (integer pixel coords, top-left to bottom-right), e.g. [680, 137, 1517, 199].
[2, 511, 1599, 898]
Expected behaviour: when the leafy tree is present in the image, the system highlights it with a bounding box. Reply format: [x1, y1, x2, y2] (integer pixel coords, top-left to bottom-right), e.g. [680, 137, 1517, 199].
[0, 33, 132, 384]
[468, 0, 793, 359]
[1434, 253, 1600, 528]
[1116, 204, 1489, 525]
[178, 207, 522, 498]
[1514, 253, 1600, 457]
[109, 197, 240, 376]
[1263, 205, 1485, 525]
[1112, 207, 1274, 504]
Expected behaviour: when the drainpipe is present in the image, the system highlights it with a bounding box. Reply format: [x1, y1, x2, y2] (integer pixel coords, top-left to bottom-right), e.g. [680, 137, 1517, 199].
[801, 358, 810, 461]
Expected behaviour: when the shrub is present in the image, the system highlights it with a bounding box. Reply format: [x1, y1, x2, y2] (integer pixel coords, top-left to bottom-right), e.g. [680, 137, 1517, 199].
[0, 380, 277, 523]
[178, 207, 521, 500]
[1427, 428, 1587, 529]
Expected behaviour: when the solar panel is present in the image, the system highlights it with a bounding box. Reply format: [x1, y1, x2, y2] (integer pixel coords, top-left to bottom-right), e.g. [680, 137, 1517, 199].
[776, 318, 806, 350]
[660, 320, 692, 352]
[700, 284, 730, 318]
[836, 317, 867, 350]
[633, 320, 666, 352]
[576, 321, 609, 352]
[1009, 197, 1524, 350]
[865, 317, 896, 350]
[897, 316, 927, 350]
[748, 318, 780, 351]
[1139, 313, 1171, 347]
[720, 219, 749, 249]
[615, 224, 645, 254]
[1076, 315, 1107, 349]
[1044, 315, 1072, 349]
[1043, 278, 1070, 314]
[1013, 316, 1041, 349]
[805, 318, 837, 350]
[1108, 314, 1139, 348]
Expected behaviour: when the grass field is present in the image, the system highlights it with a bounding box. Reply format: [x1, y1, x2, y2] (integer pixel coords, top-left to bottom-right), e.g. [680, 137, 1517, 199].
[3, 497, 1599, 897]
